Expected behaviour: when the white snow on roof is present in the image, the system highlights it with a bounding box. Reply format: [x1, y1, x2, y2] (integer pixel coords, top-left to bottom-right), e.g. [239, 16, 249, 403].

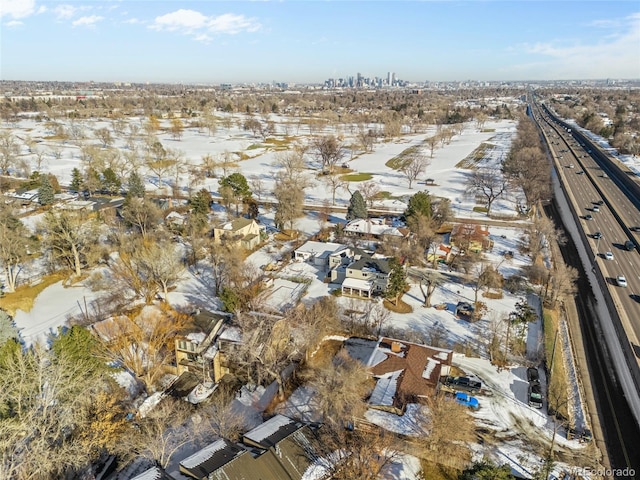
[130, 466, 164, 480]
[422, 357, 440, 380]
[219, 325, 242, 342]
[181, 439, 228, 469]
[203, 344, 218, 360]
[186, 332, 207, 344]
[138, 392, 164, 418]
[244, 414, 294, 444]
[367, 346, 388, 367]
[295, 241, 344, 257]
[369, 370, 402, 407]
[342, 277, 371, 291]
[435, 351, 449, 360]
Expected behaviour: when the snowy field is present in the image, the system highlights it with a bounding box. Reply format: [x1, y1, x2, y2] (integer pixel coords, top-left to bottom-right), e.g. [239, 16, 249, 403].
[3, 112, 597, 477]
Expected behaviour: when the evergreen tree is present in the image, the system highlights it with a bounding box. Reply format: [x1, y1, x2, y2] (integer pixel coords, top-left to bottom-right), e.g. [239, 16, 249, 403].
[101, 167, 122, 195]
[385, 258, 407, 306]
[70, 168, 83, 192]
[127, 170, 146, 198]
[38, 174, 55, 206]
[219, 172, 251, 200]
[51, 325, 113, 380]
[459, 461, 515, 480]
[346, 190, 368, 220]
[404, 191, 432, 221]
[190, 188, 212, 217]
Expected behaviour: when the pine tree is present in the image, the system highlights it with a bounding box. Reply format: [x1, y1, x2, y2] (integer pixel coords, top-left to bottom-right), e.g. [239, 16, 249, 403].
[0, 310, 18, 347]
[404, 191, 432, 220]
[190, 188, 212, 217]
[38, 174, 55, 206]
[101, 167, 122, 195]
[346, 190, 368, 220]
[127, 170, 146, 198]
[385, 258, 407, 306]
[70, 167, 83, 192]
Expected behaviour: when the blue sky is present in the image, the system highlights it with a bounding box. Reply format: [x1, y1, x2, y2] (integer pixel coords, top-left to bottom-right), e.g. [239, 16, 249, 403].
[1, 1, 639, 84]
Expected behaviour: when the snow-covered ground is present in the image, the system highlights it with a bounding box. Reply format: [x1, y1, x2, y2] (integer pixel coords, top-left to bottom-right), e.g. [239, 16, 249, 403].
[2, 111, 596, 477]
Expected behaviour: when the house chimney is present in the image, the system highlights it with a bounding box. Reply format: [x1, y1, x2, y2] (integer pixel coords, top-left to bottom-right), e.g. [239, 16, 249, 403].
[391, 341, 402, 353]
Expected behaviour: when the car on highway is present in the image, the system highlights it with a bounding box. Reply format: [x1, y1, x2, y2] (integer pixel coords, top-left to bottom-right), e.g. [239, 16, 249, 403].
[592, 232, 602, 239]
[454, 392, 479, 410]
[592, 206, 600, 213]
[527, 367, 540, 383]
[624, 240, 635, 251]
[605, 251, 614, 261]
[584, 214, 593, 221]
[616, 276, 628, 287]
[576, 170, 585, 175]
[595, 200, 604, 206]
[630, 226, 640, 232]
[568, 164, 574, 168]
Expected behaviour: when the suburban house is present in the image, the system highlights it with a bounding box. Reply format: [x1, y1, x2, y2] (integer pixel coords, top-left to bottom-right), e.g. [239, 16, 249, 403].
[341, 255, 391, 298]
[344, 336, 453, 414]
[213, 218, 261, 250]
[174, 310, 239, 384]
[449, 223, 493, 253]
[344, 218, 410, 239]
[293, 241, 347, 267]
[178, 415, 317, 480]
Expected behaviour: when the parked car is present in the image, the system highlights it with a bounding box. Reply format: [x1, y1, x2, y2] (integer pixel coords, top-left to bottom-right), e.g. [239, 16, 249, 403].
[526, 367, 540, 383]
[443, 376, 482, 393]
[455, 392, 479, 410]
[528, 382, 543, 408]
[605, 251, 614, 261]
[616, 276, 628, 287]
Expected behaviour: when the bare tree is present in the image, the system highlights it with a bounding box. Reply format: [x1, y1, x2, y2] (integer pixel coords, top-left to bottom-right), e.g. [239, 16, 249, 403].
[399, 151, 430, 189]
[417, 269, 445, 308]
[0, 205, 35, 292]
[94, 127, 114, 148]
[0, 131, 20, 176]
[467, 168, 508, 215]
[359, 180, 381, 209]
[323, 172, 348, 205]
[121, 197, 162, 238]
[40, 211, 98, 277]
[425, 134, 440, 158]
[312, 135, 344, 173]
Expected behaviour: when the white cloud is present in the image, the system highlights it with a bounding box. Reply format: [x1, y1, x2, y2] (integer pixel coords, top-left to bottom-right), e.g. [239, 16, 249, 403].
[150, 9, 261, 40]
[0, 0, 36, 19]
[208, 13, 261, 34]
[516, 12, 640, 79]
[54, 4, 76, 20]
[4, 19, 23, 27]
[122, 17, 142, 25]
[36, 5, 46, 14]
[151, 9, 208, 32]
[72, 15, 103, 28]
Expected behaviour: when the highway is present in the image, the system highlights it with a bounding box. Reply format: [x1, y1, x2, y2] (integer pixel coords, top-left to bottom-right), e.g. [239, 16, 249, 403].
[530, 100, 640, 474]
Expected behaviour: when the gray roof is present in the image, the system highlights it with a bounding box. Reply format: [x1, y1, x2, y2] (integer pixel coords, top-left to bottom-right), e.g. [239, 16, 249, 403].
[349, 257, 390, 274]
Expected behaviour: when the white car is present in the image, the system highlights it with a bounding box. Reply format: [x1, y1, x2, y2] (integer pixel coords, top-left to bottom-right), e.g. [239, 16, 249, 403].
[605, 251, 614, 261]
[592, 206, 600, 212]
[616, 276, 628, 287]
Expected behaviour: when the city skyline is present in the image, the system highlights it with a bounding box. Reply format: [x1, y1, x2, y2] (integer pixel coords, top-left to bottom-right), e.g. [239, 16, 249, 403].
[1, 1, 639, 84]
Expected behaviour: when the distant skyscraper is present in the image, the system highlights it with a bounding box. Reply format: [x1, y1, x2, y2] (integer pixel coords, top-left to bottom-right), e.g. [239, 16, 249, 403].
[391, 72, 396, 85]
[387, 72, 391, 85]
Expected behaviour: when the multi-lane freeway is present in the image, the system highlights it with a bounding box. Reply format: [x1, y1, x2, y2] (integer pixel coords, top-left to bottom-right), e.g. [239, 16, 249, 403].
[531, 99, 640, 474]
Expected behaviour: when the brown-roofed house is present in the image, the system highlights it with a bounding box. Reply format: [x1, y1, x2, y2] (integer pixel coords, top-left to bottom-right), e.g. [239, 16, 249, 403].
[450, 223, 493, 253]
[352, 337, 453, 414]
